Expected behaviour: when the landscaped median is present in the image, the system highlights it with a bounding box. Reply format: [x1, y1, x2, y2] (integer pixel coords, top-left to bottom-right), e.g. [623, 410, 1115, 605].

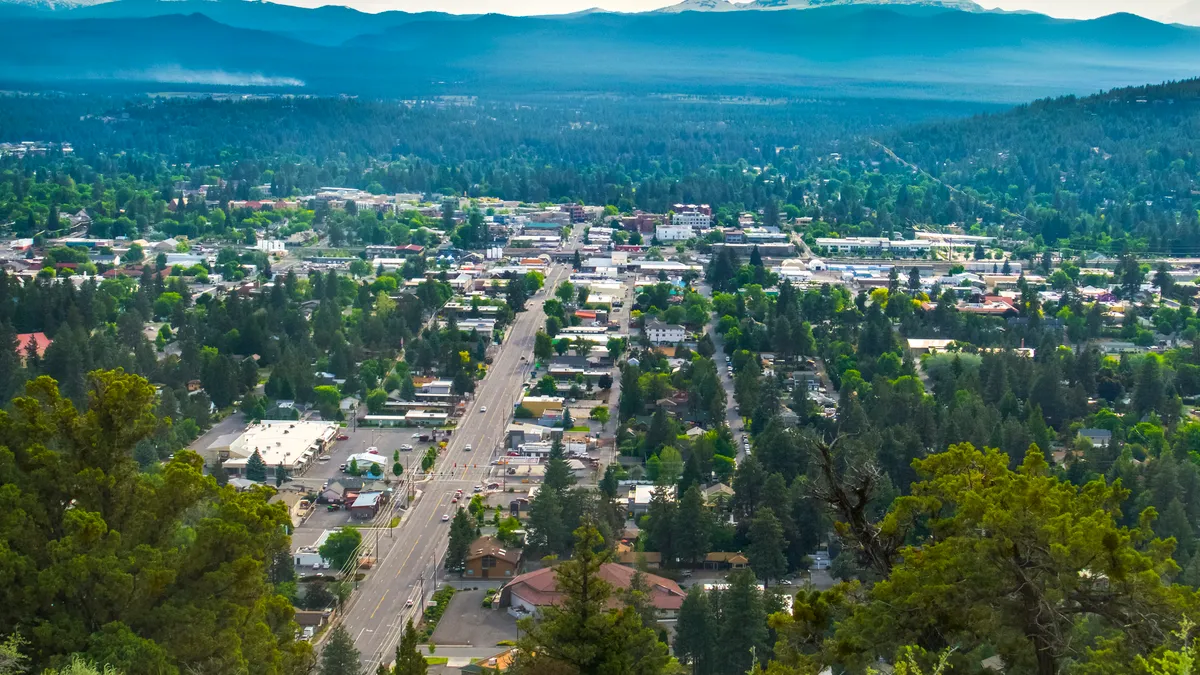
[420, 586, 456, 641]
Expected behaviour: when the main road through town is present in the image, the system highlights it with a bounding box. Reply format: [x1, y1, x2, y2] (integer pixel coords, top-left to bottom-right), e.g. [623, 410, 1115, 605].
[340, 257, 573, 670]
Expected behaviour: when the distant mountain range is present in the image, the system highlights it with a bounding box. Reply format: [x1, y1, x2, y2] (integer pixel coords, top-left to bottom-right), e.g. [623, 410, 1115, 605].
[0, 0, 1198, 101]
[655, 0, 983, 13]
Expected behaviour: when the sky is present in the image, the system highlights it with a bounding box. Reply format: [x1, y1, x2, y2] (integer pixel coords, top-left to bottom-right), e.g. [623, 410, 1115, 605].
[273, 0, 1193, 19]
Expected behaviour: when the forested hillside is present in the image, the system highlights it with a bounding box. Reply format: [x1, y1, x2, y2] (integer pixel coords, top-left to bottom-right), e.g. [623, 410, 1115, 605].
[0, 94, 985, 218]
[883, 79, 1200, 254]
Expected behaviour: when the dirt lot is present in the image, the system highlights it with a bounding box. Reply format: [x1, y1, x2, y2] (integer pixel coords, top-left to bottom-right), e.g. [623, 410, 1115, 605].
[428, 589, 520, 647]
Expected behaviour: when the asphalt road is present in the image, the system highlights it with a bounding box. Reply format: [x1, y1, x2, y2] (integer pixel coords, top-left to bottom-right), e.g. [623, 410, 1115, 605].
[338, 260, 572, 670]
[698, 282, 747, 462]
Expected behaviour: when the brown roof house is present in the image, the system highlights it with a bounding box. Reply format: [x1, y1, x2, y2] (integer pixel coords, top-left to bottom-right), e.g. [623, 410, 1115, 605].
[704, 552, 749, 571]
[464, 536, 522, 580]
[500, 563, 685, 619]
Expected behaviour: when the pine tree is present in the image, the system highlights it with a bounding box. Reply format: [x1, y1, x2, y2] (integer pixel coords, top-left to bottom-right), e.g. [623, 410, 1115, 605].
[674, 587, 715, 675]
[245, 450, 268, 482]
[907, 267, 922, 291]
[674, 485, 711, 566]
[717, 570, 768, 675]
[320, 624, 362, 675]
[747, 507, 788, 585]
[618, 364, 643, 421]
[446, 509, 474, 571]
[390, 619, 427, 675]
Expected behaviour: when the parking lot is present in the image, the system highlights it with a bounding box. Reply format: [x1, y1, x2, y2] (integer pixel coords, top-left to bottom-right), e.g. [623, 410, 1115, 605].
[428, 589, 520, 647]
[286, 423, 439, 540]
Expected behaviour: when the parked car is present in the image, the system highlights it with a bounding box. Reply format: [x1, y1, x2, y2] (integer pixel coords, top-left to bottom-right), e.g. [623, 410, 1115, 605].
[318, 455, 331, 462]
[366, 446, 379, 454]
[400, 444, 414, 451]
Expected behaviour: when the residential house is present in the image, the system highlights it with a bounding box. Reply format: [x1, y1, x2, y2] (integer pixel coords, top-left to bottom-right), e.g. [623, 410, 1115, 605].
[627, 484, 674, 516]
[1078, 428, 1113, 448]
[464, 535, 522, 579]
[15, 332, 52, 359]
[644, 320, 685, 345]
[701, 483, 735, 508]
[704, 552, 749, 571]
[269, 490, 312, 527]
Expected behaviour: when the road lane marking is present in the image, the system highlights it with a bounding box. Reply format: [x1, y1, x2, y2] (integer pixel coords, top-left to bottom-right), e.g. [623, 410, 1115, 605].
[369, 589, 389, 619]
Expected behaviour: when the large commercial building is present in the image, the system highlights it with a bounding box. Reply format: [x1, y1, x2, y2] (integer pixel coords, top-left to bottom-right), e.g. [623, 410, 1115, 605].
[814, 237, 932, 256]
[207, 420, 338, 477]
[671, 204, 711, 229]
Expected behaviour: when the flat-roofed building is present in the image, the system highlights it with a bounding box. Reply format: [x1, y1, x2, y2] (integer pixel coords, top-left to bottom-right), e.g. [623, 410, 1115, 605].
[208, 420, 338, 477]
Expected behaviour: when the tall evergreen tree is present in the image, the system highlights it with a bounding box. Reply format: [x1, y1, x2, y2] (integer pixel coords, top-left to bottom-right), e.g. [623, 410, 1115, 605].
[717, 570, 768, 675]
[320, 624, 361, 675]
[747, 507, 788, 585]
[674, 587, 715, 675]
[674, 485, 711, 566]
[389, 619, 426, 675]
[446, 509, 475, 571]
[245, 449, 268, 482]
[513, 523, 670, 675]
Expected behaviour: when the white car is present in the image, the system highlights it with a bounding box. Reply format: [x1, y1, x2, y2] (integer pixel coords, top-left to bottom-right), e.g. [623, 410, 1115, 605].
[441, 514, 450, 522]
[480, 406, 487, 413]
[464, 444, 473, 452]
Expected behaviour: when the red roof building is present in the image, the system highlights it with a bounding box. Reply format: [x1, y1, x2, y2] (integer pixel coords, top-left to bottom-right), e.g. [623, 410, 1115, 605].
[500, 562, 685, 617]
[16, 332, 52, 358]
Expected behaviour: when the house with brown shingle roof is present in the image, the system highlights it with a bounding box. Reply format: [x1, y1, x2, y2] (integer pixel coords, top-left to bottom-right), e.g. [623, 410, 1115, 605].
[464, 536, 522, 580]
[704, 552, 749, 570]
